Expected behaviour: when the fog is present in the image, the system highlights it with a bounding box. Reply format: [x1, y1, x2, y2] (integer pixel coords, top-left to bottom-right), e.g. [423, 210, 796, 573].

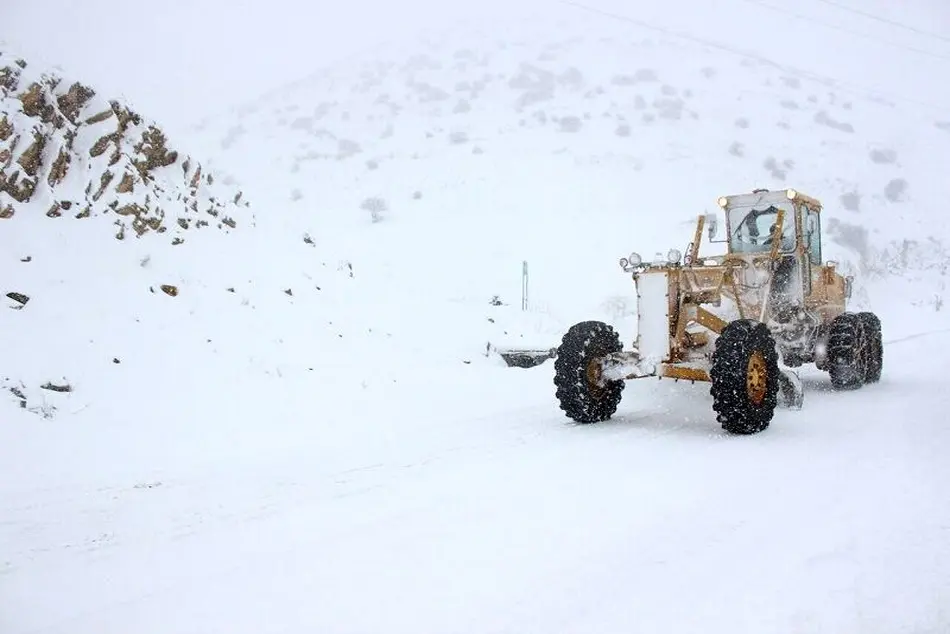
[2, 0, 948, 138]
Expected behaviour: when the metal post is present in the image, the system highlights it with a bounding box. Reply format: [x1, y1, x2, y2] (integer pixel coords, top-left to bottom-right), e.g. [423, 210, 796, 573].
[521, 260, 529, 311]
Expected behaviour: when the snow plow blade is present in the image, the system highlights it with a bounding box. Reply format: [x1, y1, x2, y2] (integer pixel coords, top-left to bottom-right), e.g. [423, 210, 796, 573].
[777, 368, 804, 410]
[489, 345, 558, 368]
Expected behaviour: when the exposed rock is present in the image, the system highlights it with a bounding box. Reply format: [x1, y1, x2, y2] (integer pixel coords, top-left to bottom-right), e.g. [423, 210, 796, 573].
[84, 109, 112, 125]
[6, 169, 37, 202]
[17, 131, 45, 176]
[116, 171, 134, 193]
[92, 170, 114, 201]
[19, 82, 55, 123]
[0, 50, 246, 244]
[40, 382, 72, 393]
[56, 82, 95, 123]
[8, 384, 27, 408]
[132, 125, 177, 180]
[0, 65, 21, 91]
[89, 133, 114, 157]
[189, 165, 202, 189]
[48, 145, 70, 186]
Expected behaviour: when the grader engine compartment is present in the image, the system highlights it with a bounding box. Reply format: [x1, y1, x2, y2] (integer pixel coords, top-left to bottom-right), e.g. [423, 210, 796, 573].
[634, 270, 674, 366]
[552, 188, 883, 435]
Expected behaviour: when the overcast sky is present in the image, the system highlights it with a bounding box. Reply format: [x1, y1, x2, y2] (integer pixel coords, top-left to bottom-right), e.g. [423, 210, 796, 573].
[2, 0, 948, 138]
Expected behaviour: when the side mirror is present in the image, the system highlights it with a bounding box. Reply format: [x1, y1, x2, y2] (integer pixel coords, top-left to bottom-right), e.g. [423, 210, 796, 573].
[844, 275, 853, 299]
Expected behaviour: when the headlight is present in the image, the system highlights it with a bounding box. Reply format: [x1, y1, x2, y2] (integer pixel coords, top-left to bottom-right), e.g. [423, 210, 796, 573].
[619, 257, 629, 268]
[628, 252, 642, 266]
[667, 248, 682, 264]
[717, 196, 729, 208]
[786, 188, 798, 200]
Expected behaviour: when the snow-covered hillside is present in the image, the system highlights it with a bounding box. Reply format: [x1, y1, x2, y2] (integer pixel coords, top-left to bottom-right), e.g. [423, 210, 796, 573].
[195, 14, 950, 295]
[3, 5, 950, 633]
[0, 52, 249, 239]
[0, 50, 255, 413]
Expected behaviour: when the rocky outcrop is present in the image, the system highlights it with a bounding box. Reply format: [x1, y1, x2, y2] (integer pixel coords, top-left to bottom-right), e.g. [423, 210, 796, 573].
[0, 50, 250, 243]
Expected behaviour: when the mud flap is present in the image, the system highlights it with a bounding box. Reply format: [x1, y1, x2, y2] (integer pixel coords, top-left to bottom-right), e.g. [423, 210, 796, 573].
[777, 368, 804, 410]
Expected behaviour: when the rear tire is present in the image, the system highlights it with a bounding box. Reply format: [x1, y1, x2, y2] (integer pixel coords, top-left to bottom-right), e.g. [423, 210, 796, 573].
[710, 320, 780, 435]
[827, 312, 866, 390]
[857, 312, 883, 383]
[553, 321, 625, 423]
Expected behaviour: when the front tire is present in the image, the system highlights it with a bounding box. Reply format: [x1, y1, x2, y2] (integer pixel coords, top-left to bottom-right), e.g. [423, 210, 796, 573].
[857, 312, 883, 383]
[553, 321, 625, 423]
[710, 320, 780, 435]
[826, 312, 867, 390]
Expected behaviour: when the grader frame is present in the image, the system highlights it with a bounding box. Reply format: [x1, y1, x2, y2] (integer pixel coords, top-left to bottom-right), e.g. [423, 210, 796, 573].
[552, 188, 883, 434]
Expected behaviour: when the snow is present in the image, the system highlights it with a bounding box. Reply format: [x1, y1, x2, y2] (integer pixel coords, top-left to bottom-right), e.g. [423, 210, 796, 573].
[3, 3, 950, 633]
[4, 331, 950, 633]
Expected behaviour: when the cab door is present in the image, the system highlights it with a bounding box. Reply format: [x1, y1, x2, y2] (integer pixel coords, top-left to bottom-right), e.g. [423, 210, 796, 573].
[801, 204, 817, 298]
[803, 206, 845, 319]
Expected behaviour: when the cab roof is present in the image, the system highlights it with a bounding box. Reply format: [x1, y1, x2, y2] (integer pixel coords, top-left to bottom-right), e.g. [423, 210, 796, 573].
[717, 188, 823, 211]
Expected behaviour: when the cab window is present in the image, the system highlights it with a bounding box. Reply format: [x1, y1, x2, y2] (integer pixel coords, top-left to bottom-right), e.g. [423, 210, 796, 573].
[804, 207, 821, 265]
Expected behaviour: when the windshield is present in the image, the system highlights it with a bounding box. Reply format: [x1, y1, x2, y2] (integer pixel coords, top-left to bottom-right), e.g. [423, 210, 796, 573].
[727, 202, 795, 254]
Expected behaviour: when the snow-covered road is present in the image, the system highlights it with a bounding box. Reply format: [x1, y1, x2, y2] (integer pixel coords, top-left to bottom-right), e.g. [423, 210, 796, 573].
[4, 329, 949, 634]
[4, 4, 950, 630]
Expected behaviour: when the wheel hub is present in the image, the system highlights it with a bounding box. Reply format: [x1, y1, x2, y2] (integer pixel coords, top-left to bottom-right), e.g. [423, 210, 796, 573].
[586, 358, 605, 395]
[746, 350, 768, 405]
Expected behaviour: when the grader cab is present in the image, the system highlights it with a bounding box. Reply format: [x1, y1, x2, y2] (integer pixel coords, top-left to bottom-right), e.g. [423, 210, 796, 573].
[553, 188, 883, 434]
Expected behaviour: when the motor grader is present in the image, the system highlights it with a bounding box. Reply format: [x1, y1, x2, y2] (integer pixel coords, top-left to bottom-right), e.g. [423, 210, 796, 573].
[553, 188, 883, 434]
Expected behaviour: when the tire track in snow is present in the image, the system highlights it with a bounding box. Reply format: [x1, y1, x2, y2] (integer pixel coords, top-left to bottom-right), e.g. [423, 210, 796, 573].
[884, 328, 950, 346]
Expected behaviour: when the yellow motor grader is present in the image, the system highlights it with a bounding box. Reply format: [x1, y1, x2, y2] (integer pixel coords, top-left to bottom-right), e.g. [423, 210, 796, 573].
[553, 188, 883, 434]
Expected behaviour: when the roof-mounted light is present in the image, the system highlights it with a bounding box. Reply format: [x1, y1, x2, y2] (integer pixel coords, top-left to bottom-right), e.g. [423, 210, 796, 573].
[717, 196, 729, 208]
[786, 188, 798, 200]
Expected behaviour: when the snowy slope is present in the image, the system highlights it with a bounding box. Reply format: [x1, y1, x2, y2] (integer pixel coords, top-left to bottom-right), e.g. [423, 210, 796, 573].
[191, 12, 950, 343]
[3, 4, 950, 634]
[0, 53, 249, 238]
[0, 49, 256, 414]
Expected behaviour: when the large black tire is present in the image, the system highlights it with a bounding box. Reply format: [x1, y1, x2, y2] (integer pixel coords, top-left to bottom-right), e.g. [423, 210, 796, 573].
[826, 312, 867, 390]
[857, 311, 883, 383]
[553, 321, 625, 423]
[709, 320, 780, 435]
